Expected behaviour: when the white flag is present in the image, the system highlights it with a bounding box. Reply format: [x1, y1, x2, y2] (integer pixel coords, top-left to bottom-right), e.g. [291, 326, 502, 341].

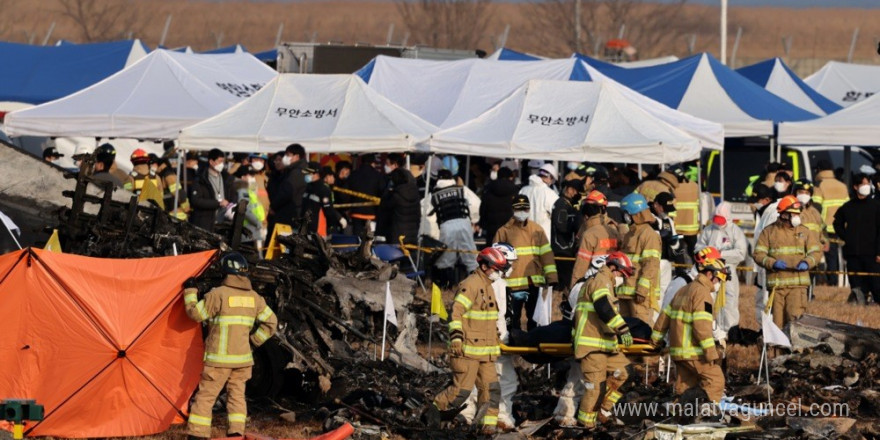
[384, 281, 398, 327]
[0, 210, 19, 236]
[761, 311, 791, 348]
[533, 287, 553, 327]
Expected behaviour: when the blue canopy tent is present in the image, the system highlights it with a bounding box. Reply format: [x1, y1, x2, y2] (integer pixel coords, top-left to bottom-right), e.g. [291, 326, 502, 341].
[737, 58, 841, 116]
[0, 40, 148, 105]
[577, 52, 818, 137]
[486, 48, 542, 61]
[254, 48, 277, 63]
[201, 44, 246, 54]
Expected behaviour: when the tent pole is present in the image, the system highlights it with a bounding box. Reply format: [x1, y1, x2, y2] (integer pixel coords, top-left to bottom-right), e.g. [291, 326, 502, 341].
[465, 155, 471, 187]
[697, 159, 704, 225]
[843, 146, 852, 187]
[182, 149, 188, 198]
[769, 137, 776, 162]
[720, 150, 726, 201]
[174, 147, 182, 218]
[637, 163, 643, 181]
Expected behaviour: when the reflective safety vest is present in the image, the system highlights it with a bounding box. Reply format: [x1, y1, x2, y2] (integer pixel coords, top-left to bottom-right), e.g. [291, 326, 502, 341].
[651, 274, 717, 361]
[448, 269, 501, 361]
[672, 181, 700, 236]
[124, 173, 162, 195]
[493, 218, 558, 290]
[573, 266, 626, 358]
[184, 274, 278, 368]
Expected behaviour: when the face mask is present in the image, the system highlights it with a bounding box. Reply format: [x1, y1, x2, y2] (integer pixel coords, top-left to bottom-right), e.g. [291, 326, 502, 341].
[567, 162, 578, 171]
[858, 184, 872, 197]
[384, 165, 393, 175]
[513, 211, 530, 222]
[773, 181, 788, 193]
[488, 270, 502, 281]
[305, 175, 314, 184]
[752, 202, 764, 211]
[713, 281, 722, 293]
[149, 167, 157, 176]
[504, 266, 514, 278]
[213, 163, 225, 173]
[712, 215, 727, 227]
[251, 161, 264, 171]
[246, 176, 256, 184]
[623, 213, 633, 225]
[490, 170, 498, 180]
[282, 155, 292, 166]
[790, 215, 801, 227]
[796, 194, 811, 205]
[614, 276, 624, 287]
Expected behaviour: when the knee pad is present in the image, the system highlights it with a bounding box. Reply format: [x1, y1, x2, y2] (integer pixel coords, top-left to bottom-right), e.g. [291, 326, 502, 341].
[488, 382, 501, 407]
[450, 388, 472, 408]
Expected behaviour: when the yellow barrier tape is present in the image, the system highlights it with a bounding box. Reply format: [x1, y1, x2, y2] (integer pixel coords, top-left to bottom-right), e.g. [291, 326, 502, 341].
[331, 186, 381, 203]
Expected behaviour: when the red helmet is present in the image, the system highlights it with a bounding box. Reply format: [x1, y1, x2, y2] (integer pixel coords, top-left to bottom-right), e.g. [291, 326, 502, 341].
[605, 251, 634, 278]
[694, 246, 723, 265]
[777, 195, 802, 214]
[477, 247, 509, 272]
[583, 190, 608, 206]
[130, 148, 150, 165]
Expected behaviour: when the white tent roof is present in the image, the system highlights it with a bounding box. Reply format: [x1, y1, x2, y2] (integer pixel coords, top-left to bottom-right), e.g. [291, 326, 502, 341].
[778, 92, 880, 146]
[4, 50, 277, 139]
[178, 74, 437, 153]
[360, 56, 588, 128]
[580, 63, 724, 150]
[805, 61, 880, 108]
[430, 80, 701, 163]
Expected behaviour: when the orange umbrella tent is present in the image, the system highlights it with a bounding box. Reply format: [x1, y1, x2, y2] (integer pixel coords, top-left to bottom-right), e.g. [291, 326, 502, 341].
[0, 248, 216, 437]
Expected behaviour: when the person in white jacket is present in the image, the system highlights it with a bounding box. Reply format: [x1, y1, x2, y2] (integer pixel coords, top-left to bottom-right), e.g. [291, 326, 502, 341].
[519, 164, 559, 242]
[696, 202, 748, 341]
[460, 242, 518, 431]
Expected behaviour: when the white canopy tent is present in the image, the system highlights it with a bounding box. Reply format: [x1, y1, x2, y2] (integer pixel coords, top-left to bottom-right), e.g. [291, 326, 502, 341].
[805, 61, 880, 108]
[778, 92, 880, 146]
[430, 80, 702, 163]
[5, 50, 277, 139]
[178, 74, 437, 153]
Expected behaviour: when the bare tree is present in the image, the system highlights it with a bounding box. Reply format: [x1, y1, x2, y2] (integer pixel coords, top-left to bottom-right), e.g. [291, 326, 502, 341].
[55, 0, 142, 42]
[527, 0, 708, 59]
[396, 0, 493, 49]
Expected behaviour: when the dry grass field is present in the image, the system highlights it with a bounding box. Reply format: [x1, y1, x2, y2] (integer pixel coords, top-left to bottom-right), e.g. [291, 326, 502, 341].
[0, 1, 878, 75]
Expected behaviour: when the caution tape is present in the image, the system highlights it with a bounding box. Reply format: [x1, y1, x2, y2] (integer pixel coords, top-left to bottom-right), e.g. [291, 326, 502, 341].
[331, 186, 381, 204]
[334, 202, 380, 208]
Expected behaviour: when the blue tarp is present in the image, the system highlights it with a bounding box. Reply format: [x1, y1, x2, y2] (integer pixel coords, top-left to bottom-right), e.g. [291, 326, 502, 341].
[0, 40, 146, 104]
[737, 58, 841, 115]
[576, 52, 818, 128]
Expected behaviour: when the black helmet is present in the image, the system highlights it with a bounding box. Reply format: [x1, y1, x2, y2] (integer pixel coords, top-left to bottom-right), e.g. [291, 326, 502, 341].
[220, 252, 248, 275]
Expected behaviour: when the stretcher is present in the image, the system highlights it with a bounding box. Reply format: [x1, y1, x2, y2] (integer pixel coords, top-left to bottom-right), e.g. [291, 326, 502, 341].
[500, 340, 658, 357]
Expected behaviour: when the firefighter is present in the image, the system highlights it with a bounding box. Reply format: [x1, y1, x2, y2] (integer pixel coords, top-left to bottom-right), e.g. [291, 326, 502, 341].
[494, 194, 558, 330]
[813, 160, 849, 285]
[617, 193, 662, 326]
[302, 165, 346, 235]
[124, 148, 163, 195]
[669, 165, 700, 253]
[753, 195, 822, 328]
[154, 156, 187, 218]
[571, 251, 634, 428]
[635, 170, 679, 203]
[460, 243, 518, 432]
[430, 169, 481, 286]
[651, 254, 727, 403]
[426, 247, 510, 435]
[571, 190, 620, 287]
[696, 203, 747, 343]
[792, 179, 828, 250]
[183, 253, 278, 439]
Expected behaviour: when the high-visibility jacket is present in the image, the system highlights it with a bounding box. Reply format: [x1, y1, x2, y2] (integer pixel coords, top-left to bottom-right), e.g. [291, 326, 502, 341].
[123, 164, 163, 194]
[255, 173, 271, 225]
[651, 274, 717, 361]
[799, 204, 827, 246]
[753, 222, 823, 288]
[184, 274, 278, 368]
[574, 266, 627, 358]
[617, 210, 662, 310]
[449, 269, 501, 361]
[672, 181, 700, 236]
[635, 172, 678, 202]
[571, 214, 620, 286]
[494, 218, 558, 289]
[813, 170, 849, 234]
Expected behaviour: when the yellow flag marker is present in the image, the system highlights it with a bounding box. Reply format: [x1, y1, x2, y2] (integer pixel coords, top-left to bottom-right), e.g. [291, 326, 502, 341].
[138, 177, 165, 210]
[431, 283, 448, 321]
[44, 229, 63, 253]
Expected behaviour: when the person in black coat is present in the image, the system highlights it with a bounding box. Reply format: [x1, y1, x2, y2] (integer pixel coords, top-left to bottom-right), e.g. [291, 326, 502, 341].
[833, 173, 880, 304]
[479, 166, 517, 244]
[348, 154, 387, 237]
[268, 143, 307, 233]
[376, 167, 420, 244]
[303, 165, 346, 234]
[189, 148, 236, 231]
[551, 180, 584, 289]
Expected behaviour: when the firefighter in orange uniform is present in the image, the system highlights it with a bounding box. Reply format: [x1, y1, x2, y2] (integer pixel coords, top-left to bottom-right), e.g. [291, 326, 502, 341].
[571, 190, 621, 287]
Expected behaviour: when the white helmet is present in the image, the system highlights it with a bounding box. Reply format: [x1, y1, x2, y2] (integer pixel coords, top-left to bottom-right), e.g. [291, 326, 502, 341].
[491, 242, 517, 278]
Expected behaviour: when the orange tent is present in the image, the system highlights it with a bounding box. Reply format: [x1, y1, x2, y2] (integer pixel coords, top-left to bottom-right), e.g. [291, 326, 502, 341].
[0, 248, 216, 437]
